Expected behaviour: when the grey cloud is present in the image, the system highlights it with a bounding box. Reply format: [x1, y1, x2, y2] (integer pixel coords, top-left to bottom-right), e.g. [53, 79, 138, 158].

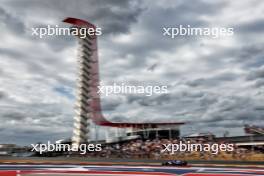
[255, 79, 264, 87]
[0, 91, 7, 100]
[100, 0, 227, 73]
[0, 101, 73, 145]
[0, 46, 76, 87]
[193, 43, 264, 75]
[200, 96, 263, 123]
[186, 78, 217, 87]
[110, 115, 126, 122]
[185, 73, 239, 87]
[235, 45, 264, 68]
[199, 94, 218, 107]
[255, 106, 264, 111]
[1, 0, 144, 52]
[0, 6, 25, 35]
[0, 103, 63, 121]
[2, 111, 26, 121]
[0, 128, 70, 145]
[247, 66, 264, 80]
[30, 31, 76, 52]
[126, 94, 171, 107]
[237, 19, 264, 33]
[102, 97, 122, 111]
[0, 48, 24, 59]
[3, 0, 143, 35]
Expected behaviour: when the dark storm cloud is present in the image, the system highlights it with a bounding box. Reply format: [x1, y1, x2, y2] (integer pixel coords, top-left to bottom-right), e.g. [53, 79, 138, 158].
[191, 43, 264, 78]
[236, 45, 264, 68]
[0, 100, 73, 145]
[113, 90, 208, 123]
[0, 128, 70, 145]
[3, 0, 143, 35]
[30, 32, 76, 52]
[0, 6, 25, 35]
[180, 96, 263, 135]
[0, 91, 7, 100]
[245, 66, 264, 87]
[199, 96, 263, 123]
[2, 111, 26, 121]
[0, 48, 24, 59]
[0, 46, 76, 87]
[0, 103, 63, 121]
[255, 79, 264, 87]
[198, 94, 218, 107]
[1, 0, 144, 53]
[88, 1, 144, 35]
[255, 106, 264, 111]
[105, 0, 226, 68]
[239, 45, 263, 60]
[110, 115, 126, 122]
[237, 19, 264, 33]
[185, 72, 240, 87]
[247, 66, 264, 80]
[101, 97, 122, 111]
[126, 94, 171, 107]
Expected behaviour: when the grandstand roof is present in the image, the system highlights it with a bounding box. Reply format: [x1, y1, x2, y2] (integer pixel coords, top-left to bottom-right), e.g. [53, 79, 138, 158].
[184, 132, 215, 138]
[244, 125, 264, 135]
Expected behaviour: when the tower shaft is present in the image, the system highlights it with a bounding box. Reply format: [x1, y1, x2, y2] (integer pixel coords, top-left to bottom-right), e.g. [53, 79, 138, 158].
[72, 37, 94, 145]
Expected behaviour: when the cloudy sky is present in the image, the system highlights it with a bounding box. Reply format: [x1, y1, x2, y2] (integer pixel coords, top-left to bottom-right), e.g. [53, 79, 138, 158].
[0, 0, 263, 145]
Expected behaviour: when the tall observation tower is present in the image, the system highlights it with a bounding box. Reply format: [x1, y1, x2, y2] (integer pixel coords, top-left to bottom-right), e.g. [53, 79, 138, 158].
[63, 18, 100, 145]
[63, 17, 184, 146]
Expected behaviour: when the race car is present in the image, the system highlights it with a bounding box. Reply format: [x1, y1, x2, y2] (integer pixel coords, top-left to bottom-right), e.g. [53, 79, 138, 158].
[162, 160, 188, 166]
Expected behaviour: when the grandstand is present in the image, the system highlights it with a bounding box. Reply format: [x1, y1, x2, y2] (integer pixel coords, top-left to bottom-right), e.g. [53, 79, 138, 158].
[39, 18, 263, 161]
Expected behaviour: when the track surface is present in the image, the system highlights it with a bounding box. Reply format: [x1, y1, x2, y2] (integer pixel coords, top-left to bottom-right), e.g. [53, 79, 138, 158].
[0, 164, 264, 176]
